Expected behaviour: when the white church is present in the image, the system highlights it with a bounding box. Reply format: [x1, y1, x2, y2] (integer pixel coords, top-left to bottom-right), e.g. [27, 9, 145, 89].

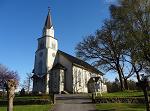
[32, 11, 107, 94]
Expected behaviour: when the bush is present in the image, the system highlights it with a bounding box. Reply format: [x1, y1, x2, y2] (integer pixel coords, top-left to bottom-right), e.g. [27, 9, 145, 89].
[94, 97, 145, 104]
[20, 88, 25, 96]
[105, 79, 139, 92]
[0, 99, 51, 106]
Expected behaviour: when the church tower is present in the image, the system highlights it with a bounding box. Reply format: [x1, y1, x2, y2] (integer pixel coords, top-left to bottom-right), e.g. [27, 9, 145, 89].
[32, 10, 58, 94]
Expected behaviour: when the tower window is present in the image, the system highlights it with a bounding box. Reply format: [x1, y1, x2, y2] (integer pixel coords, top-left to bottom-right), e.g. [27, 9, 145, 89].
[52, 43, 56, 50]
[38, 60, 43, 74]
[39, 52, 43, 57]
[39, 42, 44, 49]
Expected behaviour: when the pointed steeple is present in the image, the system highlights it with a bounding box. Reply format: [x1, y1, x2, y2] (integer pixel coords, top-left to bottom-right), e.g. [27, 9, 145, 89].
[44, 10, 53, 29]
[42, 8, 54, 37]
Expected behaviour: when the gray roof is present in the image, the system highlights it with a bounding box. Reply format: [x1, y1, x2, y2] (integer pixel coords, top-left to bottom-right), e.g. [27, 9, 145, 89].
[58, 50, 103, 75]
[52, 63, 66, 70]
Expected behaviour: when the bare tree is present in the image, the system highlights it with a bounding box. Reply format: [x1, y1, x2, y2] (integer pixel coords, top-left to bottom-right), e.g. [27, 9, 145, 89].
[21, 73, 32, 94]
[75, 20, 129, 91]
[0, 64, 19, 98]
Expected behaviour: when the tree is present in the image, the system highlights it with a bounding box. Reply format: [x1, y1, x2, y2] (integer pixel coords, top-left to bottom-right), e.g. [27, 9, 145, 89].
[75, 20, 133, 91]
[0, 64, 19, 98]
[5, 79, 17, 111]
[110, 0, 150, 70]
[128, 79, 138, 90]
[21, 73, 32, 94]
[105, 78, 120, 92]
[20, 88, 25, 96]
[109, 0, 150, 110]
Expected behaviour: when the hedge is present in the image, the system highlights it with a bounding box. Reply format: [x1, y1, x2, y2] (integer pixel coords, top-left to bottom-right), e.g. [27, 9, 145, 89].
[0, 99, 51, 106]
[93, 97, 145, 104]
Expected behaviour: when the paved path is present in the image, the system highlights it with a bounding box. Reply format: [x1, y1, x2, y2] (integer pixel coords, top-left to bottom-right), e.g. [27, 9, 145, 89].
[51, 94, 96, 111]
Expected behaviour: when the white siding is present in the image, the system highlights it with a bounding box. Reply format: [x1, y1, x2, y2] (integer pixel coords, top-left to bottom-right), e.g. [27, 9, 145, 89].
[72, 66, 91, 93]
[58, 54, 73, 93]
[72, 65, 107, 93]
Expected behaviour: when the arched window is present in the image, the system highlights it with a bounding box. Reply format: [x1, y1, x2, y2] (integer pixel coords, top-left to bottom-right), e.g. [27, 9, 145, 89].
[74, 68, 77, 84]
[52, 43, 56, 50]
[85, 72, 87, 84]
[78, 70, 82, 86]
[39, 41, 44, 49]
[38, 60, 43, 74]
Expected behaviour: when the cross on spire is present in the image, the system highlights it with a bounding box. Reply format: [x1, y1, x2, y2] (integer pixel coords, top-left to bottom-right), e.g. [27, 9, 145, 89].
[48, 6, 51, 13]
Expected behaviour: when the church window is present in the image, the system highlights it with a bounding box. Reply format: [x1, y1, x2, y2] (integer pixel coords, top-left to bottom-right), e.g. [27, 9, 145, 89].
[54, 72, 57, 78]
[74, 68, 77, 84]
[78, 70, 82, 86]
[35, 79, 37, 83]
[60, 70, 64, 83]
[38, 60, 43, 74]
[39, 52, 43, 57]
[39, 41, 44, 49]
[52, 43, 56, 50]
[85, 73, 87, 84]
[52, 53, 55, 57]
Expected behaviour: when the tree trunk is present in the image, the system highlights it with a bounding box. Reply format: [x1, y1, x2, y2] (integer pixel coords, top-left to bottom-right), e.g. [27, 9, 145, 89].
[143, 87, 150, 111]
[2, 86, 5, 99]
[118, 73, 124, 91]
[136, 72, 141, 82]
[124, 78, 129, 90]
[138, 79, 150, 111]
[116, 62, 124, 91]
[133, 65, 141, 82]
[6, 79, 16, 111]
[7, 94, 14, 111]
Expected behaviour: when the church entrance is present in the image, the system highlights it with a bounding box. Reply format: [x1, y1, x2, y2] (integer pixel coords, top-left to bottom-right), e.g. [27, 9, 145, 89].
[50, 67, 65, 94]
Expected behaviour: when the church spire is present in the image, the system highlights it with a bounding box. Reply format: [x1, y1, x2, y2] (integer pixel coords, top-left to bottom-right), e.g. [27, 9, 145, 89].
[42, 8, 54, 37]
[44, 9, 52, 29]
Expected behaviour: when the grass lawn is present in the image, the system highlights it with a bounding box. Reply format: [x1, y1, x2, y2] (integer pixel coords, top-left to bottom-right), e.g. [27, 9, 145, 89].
[100, 90, 146, 98]
[96, 103, 146, 111]
[0, 104, 52, 111]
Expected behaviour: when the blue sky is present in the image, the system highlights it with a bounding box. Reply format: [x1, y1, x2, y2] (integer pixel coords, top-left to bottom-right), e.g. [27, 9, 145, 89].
[0, 0, 117, 84]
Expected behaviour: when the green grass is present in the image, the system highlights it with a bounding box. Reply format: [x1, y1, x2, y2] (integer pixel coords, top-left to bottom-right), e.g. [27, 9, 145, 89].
[0, 104, 52, 111]
[96, 103, 146, 111]
[100, 90, 145, 98]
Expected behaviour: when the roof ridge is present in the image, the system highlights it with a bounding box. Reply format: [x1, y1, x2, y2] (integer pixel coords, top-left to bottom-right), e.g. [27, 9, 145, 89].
[58, 50, 103, 75]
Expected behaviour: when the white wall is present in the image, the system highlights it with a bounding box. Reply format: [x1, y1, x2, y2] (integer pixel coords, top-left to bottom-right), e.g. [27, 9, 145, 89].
[58, 54, 73, 93]
[43, 27, 54, 37]
[49, 69, 60, 93]
[72, 66, 91, 93]
[34, 49, 47, 75]
[72, 65, 106, 93]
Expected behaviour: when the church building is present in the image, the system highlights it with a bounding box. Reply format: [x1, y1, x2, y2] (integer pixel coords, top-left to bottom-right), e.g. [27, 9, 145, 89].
[32, 11, 107, 94]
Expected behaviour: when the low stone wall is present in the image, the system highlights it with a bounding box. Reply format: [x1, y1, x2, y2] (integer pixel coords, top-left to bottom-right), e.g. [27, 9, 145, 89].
[0, 99, 51, 106]
[93, 97, 145, 104]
